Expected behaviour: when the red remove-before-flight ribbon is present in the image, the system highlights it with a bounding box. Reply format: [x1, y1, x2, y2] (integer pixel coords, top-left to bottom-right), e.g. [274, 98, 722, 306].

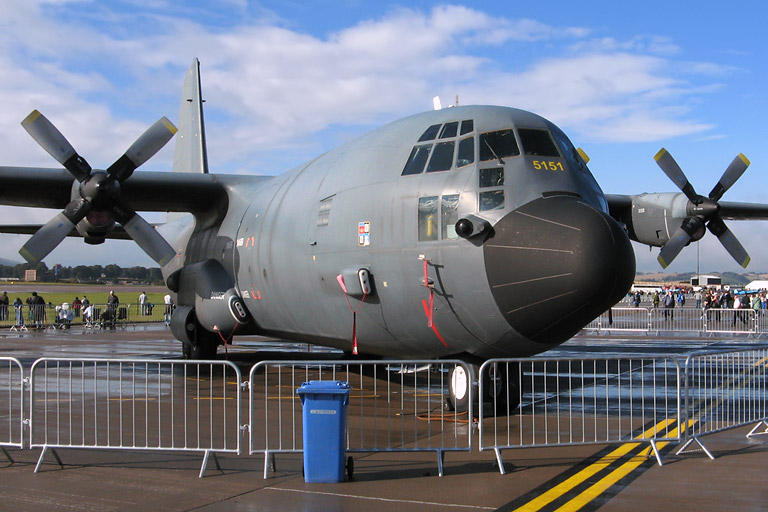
[421, 259, 448, 348]
[336, 274, 367, 355]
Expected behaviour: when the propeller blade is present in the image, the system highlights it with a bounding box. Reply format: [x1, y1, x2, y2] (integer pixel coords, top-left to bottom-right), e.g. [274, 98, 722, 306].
[709, 153, 750, 201]
[707, 216, 751, 268]
[654, 148, 698, 203]
[657, 225, 692, 269]
[111, 200, 176, 265]
[19, 198, 92, 264]
[123, 215, 177, 266]
[107, 117, 178, 182]
[21, 110, 91, 181]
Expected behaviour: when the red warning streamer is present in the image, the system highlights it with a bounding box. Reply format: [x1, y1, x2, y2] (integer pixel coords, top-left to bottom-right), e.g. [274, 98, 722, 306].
[421, 259, 449, 347]
[336, 274, 367, 355]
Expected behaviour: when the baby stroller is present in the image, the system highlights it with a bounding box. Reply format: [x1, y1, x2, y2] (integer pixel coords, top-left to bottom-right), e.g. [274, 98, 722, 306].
[55, 303, 74, 329]
[99, 308, 116, 329]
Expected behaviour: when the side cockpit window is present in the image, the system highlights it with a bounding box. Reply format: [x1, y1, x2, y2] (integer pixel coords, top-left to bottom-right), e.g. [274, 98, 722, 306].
[418, 124, 441, 142]
[457, 137, 474, 167]
[402, 120, 475, 175]
[402, 145, 432, 175]
[418, 194, 461, 241]
[426, 141, 455, 172]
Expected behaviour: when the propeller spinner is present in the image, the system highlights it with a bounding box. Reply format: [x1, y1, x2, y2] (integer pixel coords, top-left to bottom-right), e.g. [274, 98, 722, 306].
[19, 110, 178, 266]
[654, 148, 751, 268]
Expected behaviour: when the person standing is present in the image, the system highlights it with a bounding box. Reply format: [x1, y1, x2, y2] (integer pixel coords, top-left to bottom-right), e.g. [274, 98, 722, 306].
[0, 291, 9, 321]
[163, 293, 174, 326]
[662, 290, 675, 322]
[138, 291, 147, 315]
[72, 297, 82, 317]
[13, 297, 23, 328]
[29, 291, 46, 329]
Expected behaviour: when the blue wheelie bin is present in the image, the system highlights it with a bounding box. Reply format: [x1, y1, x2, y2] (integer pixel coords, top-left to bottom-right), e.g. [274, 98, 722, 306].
[297, 380, 351, 483]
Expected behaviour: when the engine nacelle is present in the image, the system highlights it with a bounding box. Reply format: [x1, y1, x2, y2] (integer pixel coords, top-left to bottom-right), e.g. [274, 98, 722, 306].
[623, 192, 700, 247]
[167, 259, 249, 337]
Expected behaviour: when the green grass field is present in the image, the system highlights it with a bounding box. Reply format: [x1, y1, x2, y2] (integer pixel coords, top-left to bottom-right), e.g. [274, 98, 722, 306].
[0, 286, 170, 326]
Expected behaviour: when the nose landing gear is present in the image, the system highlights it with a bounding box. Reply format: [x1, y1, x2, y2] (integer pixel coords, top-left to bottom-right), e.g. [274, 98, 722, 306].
[447, 362, 520, 415]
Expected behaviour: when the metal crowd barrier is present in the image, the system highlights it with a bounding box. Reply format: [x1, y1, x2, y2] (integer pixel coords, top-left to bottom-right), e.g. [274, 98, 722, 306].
[0, 350, 765, 479]
[28, 358, 242, 477]
[703, 308, 756, 335]
[5, 303, 169, 331]
[588, 307, 760, 336]
[478, 357, 682, 473]
[678, 348, 768, 458]
[0, 357, 25, 462]
[248, 360, 473, 478]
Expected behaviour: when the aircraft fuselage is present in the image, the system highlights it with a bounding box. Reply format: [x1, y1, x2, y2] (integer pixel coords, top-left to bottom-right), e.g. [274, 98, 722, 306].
[172, 105, 636, 360]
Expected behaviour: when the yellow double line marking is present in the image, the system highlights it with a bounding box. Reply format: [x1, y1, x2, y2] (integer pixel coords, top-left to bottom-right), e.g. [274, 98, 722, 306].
[513, 418, 693, 512]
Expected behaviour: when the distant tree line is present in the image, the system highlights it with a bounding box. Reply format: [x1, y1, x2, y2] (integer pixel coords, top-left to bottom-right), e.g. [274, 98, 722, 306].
[0, 263, 163, 284]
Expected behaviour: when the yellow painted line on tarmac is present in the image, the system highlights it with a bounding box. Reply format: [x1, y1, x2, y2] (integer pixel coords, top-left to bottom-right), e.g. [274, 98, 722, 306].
[512, 419, 677, 512]
[552, 444, 656, 512]
[551, 419, 696, 512]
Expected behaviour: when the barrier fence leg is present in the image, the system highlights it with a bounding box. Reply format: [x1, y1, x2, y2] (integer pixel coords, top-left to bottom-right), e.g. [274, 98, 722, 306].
[676, 436, 715, 460]
[199, 450, 222, 478]
[263, 451, 275, 479]
[1, 446, 14, 464]
[34, 446, 64, 473]
[437, 449, 445, 477]
[649, 440, 663, 466]
[494, 447, 506, 475]
[746, 420, 768, 438]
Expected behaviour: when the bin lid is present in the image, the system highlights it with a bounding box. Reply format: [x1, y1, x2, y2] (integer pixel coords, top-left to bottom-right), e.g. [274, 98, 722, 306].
[296, 380, 350, 395]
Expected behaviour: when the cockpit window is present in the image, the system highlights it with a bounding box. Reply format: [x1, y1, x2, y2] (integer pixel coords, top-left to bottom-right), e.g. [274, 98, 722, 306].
[403, 120, 476, 176]
[479, 167, 504, 188]
[519, 129, 560, 157]
[402, 145, 432, 175]
[479, 129, 519, 162]
[439, 122, 458, 139]
[426, 141, 455, 172]
[457, 137, 474, 167]
[418, 124, 441, 142]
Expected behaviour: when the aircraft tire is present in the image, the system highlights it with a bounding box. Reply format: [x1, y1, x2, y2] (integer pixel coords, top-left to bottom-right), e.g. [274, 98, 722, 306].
[347, 456, 354, 480]
[448, 364, 476, 414]
[182, 340, 218, 360]
[484, 362, 520, 414]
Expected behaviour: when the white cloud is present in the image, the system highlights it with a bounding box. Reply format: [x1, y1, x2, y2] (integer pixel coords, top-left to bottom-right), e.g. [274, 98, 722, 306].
[0, 2, 751, 267]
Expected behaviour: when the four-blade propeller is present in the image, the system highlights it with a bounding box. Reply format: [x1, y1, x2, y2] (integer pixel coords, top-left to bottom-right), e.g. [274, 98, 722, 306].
[19, 110, 178, 266]
[655, 148, 751, 269]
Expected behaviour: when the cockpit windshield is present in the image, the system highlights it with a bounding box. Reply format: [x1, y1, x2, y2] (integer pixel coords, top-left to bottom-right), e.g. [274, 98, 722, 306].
[518, 129, 560, 157]
[479, 130, 519, 163]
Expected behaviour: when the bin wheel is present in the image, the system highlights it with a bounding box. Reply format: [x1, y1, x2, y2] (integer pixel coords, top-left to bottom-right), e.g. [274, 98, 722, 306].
[346, 456, 354, 480]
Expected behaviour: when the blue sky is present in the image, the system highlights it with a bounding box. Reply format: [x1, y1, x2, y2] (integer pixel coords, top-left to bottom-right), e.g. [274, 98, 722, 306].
[1, 0, 768, 273]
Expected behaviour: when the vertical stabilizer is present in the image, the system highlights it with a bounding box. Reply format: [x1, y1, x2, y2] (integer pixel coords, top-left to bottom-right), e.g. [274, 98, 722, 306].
[173, 58, 209, 174]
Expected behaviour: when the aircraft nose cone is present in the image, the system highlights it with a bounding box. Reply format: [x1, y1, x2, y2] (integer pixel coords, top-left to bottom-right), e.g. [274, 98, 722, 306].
[484, 196, 635, 343]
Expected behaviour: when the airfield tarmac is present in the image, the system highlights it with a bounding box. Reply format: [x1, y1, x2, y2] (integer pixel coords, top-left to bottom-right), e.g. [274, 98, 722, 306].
[0, 326, 766, 511]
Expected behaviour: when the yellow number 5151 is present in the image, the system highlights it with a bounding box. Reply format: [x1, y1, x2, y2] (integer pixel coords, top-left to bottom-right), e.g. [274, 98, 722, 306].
[533, 160, 564, 171]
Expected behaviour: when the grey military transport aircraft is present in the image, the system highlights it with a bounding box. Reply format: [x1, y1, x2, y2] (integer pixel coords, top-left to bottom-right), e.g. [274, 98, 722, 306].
[2, 59, 768, 409]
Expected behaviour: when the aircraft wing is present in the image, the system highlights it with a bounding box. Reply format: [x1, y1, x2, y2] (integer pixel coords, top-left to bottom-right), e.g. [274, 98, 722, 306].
[605, 194, 768, 221]
[0, 166, 254, 212]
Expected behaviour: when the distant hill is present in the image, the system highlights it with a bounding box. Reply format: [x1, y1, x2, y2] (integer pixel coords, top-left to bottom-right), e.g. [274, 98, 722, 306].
[0, 258, 21, 267]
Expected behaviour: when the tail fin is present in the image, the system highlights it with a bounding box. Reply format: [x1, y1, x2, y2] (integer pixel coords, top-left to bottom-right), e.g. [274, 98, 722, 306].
[172, 58, 209, 174]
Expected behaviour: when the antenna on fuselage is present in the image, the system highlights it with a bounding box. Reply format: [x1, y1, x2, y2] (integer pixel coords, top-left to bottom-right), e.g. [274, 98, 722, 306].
[432, 95, 458, 111]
